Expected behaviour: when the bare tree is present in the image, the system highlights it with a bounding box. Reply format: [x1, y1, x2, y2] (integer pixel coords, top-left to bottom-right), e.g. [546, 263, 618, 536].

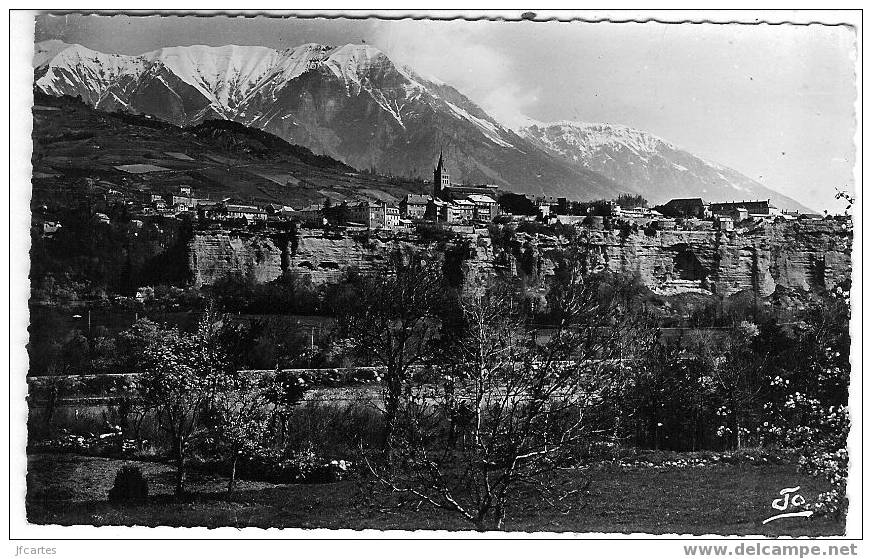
[332, 248, 449, 450]
[364, 262, 638, 530]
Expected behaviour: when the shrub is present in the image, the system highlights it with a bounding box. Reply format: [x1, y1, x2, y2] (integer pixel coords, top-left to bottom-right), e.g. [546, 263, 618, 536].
[237, 446, 353, 484]
[515, 220, 551, 236]
[108, 465, 148, 504]
[280, 399, 384, 455]
[761, 287, 851, 518]
[415, 222, 457, 244]
[346, 367, 382, 385]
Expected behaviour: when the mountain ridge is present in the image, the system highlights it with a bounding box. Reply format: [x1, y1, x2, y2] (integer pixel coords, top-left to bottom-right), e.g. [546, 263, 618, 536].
[518, 121, 813, 212]
[34, 40, 811, 210]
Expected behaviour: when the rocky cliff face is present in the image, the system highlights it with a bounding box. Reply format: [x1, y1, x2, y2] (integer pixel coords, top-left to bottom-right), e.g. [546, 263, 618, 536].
[188, 228, 497, 288]
[501, 220, 852, 297]
[187, 220, 851, 298]
[188, 232, 287, 286]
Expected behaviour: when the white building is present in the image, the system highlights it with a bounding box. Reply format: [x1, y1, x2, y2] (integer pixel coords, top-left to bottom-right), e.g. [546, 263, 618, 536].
[225, 204, 267, 221]
[467, 194, 499, 221]
[348, 201, 400, 230]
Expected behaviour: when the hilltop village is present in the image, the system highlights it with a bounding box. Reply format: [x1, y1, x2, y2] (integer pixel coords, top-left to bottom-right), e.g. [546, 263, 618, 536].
[37, 149, 829, 239]
[29, 95, 850, 311]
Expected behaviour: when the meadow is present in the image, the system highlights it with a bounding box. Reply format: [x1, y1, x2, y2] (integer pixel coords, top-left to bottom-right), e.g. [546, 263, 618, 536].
[26, 451, 843, 535]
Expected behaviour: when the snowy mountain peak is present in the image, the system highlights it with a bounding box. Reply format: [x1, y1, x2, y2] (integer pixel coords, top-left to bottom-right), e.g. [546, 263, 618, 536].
[520, 119, 810, 210]
[33, 39, 76, 68]
[320, 43, 392, 86]
[521, 120, 679, 158]
[144, 44, 286, 112]
[36, 43, 150, 104]
[46, 42, 145, 70]
[35, 41, 409, 118]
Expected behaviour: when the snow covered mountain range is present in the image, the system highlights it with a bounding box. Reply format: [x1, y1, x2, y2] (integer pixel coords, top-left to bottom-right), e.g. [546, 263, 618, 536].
[34, 40, 809, 210]
[517, 121, 811, 211]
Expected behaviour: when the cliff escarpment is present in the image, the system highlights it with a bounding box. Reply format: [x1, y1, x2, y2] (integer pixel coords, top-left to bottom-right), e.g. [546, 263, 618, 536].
[188, 228, 497, 288]
[187, 221, 851, 298]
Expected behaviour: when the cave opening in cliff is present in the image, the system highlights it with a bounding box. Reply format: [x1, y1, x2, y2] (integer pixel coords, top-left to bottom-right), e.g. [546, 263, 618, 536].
[673, 248, 709, 281]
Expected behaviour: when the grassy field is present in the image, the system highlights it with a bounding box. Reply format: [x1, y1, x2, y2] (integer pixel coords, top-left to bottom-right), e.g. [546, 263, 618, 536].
[26, 453, 844, 535]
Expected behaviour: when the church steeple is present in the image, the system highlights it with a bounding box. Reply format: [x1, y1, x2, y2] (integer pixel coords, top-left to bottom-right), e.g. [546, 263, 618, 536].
[433, 149, 450, 198]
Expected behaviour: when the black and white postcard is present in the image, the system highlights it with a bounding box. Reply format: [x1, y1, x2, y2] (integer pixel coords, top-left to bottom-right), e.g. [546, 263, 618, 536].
[8, 8, 864, 555]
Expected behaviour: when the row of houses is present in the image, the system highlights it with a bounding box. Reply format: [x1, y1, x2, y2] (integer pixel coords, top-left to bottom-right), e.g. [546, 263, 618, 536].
[403, 193, 500, 224]
[296, 192, 499, 230]
[294, 201, 402, 229]
[510, 194, 809, 226]
[348, 201, 401, 229]
[137, 185, 210, 214]
[657, 198, 823, 223]
[134, 187, 272, 222]
[132, 151, 502, 229]
[646, 198, 829, 232]
[202, 202, 268, 221]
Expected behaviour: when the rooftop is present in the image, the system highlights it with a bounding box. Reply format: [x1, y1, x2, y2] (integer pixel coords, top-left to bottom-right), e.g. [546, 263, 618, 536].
[710, 199, 773, 207]
[404, 194, 431, 204]
[665, 198, 707, 205]
[467, 194, 497, 204]
[226, 204, 265, 213]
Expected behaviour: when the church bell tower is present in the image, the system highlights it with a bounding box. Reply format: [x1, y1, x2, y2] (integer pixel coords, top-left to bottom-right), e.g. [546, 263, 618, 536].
[433, 150, 450, 198]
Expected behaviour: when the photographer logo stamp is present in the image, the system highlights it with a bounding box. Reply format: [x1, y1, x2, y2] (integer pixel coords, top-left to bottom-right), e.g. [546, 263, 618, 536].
[762, 486, 813, 524]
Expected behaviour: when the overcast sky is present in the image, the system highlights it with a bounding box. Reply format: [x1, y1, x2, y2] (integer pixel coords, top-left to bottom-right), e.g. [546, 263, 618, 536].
[35, 14, 857, 212]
